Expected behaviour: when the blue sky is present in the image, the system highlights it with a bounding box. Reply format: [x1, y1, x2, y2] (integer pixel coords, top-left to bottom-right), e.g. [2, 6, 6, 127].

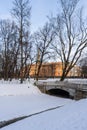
[0, 0, 87, 32]
[31, 0, 58, 31]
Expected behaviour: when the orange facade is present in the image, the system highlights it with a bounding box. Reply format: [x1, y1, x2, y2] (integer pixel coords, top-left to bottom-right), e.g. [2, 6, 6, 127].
[29, 62, 81, 78]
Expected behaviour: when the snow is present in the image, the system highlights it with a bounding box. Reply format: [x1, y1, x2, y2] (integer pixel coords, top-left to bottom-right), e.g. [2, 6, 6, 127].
[2, 99, 87, 130]
[38, 78, 87, 84]
[0, 79, 71, 122]
[0, 79, 87, 130]
[0, 82, 41, 96]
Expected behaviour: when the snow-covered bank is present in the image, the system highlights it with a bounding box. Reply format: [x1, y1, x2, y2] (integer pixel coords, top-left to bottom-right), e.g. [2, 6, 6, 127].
[0, 83, 41, 96]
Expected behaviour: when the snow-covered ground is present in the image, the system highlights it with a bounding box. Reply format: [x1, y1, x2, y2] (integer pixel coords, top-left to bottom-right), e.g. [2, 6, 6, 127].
[0, 79, 87, 130]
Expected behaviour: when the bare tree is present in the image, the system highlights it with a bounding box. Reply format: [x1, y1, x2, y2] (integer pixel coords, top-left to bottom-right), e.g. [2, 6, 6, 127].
[23, 34, 35, 79]
[34, 22, 55, 81]
[8, 24, 20, 80]
[51, 0, 87, 81]
[11, 0, 31, 83]
[79, 57, 87, 78]
[0, 20, 19, 80]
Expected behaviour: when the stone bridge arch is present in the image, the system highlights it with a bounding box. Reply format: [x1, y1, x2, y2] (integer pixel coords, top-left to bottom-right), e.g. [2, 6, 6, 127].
[47, 88, 70, 98]
[37, 81, 87, 99]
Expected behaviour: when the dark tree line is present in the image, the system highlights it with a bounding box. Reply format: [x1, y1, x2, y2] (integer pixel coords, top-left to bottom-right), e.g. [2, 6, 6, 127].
[0, 0, 33, 82]
[0, 20, 19, 80]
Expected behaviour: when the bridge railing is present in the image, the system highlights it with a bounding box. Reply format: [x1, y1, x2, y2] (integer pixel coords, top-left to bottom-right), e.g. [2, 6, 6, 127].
[37, 81, 87, 89]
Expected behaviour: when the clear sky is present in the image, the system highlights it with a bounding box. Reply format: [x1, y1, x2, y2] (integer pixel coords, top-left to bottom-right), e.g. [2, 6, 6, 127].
[0, 0, 87, 33]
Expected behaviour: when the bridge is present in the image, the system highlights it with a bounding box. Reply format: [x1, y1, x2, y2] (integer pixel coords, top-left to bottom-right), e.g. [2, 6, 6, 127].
[36, 81, 87, 100]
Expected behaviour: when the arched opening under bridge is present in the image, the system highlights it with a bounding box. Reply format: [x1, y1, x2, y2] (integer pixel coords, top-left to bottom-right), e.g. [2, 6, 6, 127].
[47, 88, 70, 98]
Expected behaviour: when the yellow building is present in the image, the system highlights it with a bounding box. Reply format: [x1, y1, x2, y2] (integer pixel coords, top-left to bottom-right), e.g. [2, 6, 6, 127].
[29, 62, 81, 78]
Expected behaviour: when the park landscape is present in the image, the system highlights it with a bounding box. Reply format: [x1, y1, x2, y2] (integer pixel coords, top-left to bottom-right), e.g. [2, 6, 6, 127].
[0, 0, 87, 129]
